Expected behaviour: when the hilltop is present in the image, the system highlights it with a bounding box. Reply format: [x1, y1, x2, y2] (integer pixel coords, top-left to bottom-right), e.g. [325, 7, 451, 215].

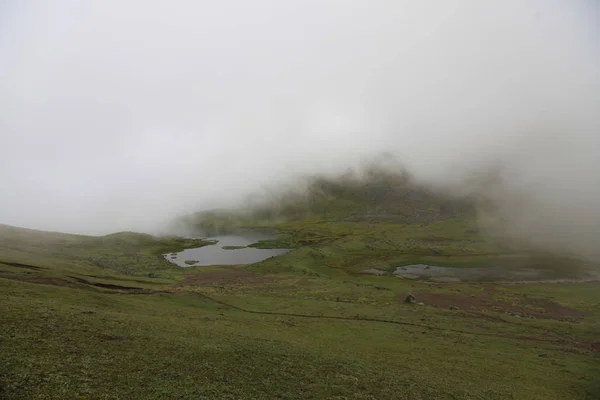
[175, 166, 591, 280]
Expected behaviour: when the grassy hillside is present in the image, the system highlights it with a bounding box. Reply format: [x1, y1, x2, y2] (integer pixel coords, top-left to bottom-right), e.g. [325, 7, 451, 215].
[0, 224, 213, 278]
[177, 168, 591, 279]
[2, 165, 600, 399]
[181, 168, 477, 229]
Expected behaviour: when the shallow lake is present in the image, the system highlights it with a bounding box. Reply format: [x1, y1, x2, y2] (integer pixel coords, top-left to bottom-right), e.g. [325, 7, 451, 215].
[165, 232, 289, 267]
[392, 264, 541, 281]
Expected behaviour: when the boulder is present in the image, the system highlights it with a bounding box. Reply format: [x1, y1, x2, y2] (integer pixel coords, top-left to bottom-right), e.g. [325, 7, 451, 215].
[404, 294, 417, 304]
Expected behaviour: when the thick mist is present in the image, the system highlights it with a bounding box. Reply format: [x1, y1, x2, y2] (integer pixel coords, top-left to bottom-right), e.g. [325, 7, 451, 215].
[1, 1, 599, 257]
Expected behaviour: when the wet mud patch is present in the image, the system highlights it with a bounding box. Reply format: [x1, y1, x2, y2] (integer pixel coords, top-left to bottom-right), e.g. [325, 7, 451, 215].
[402, 292, 587, 320]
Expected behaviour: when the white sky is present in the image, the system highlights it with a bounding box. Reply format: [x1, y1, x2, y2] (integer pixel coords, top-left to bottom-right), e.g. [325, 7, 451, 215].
[1, 1, 598, 244]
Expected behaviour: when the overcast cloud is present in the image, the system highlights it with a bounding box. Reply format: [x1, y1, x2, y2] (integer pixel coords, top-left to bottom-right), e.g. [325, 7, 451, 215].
[1, 0, 599, 255]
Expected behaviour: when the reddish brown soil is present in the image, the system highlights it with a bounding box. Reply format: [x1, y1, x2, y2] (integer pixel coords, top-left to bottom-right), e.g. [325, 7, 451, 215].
[588, 342, 600, 352]
[512, 336, 600, 353]
[181, 268, 280, 287]
[402, 292, 587, 320]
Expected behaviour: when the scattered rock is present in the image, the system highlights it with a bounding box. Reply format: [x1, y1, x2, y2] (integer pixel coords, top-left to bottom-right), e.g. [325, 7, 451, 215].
[430, 276, 461, 283]
[417, 302, 425, 306]
[449, 305, 459, 310]
[404, 294, 417, 304]
[360, 268, 387, 276]
[374, 286, 391, 291]
[396, 274, 420, 280]
[551, 361, 567, 367]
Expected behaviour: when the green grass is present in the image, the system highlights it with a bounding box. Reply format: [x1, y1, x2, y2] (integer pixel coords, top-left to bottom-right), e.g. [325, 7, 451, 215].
[1, 223, 599, 399]
[179, 169, 590, 278]
[0, 224, 215, 278]
[1, 167, 599, 399]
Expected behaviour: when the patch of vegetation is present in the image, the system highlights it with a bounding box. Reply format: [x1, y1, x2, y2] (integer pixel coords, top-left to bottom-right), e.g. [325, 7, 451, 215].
[177, 167, 589, 279]
[184, 260, 199, 265]
[247, 239, 293, 249]
[1, 244, 599, 399]
[221, 245, 247, 250]
[1, 165, 599, 399]
[0, 224, 215, 278]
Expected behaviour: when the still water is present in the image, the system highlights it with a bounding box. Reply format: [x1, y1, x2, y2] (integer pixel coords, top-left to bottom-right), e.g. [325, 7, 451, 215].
[165, 232, 289, 267]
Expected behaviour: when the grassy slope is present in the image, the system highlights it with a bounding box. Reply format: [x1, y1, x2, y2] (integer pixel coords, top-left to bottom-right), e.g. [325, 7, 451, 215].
[184, 170, 590, 279]
[1, 248, 599, 399]
[1, 170, 599, 399]
[0, 224, 213, 279]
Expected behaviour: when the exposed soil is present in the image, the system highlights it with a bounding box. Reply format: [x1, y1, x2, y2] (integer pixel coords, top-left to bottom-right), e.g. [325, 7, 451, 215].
[402, 292, 587, 320]
[0, 261, 47, 270]
[511, 336, 600, 353]
[67, 275, 152, 291]
[181, 268, 281, 287]
[0, 271, 153, 293]
[1, 274, 74, 287]
[82, 273, 159, 284]
[588, 342, 600, 352]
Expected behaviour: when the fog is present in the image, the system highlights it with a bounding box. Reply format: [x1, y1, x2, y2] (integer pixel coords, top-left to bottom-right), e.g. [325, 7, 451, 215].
[1, 1, 599, 256]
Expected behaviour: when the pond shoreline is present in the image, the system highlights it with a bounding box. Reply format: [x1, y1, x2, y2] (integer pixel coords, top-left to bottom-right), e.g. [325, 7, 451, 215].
[164, 231, 290, 267]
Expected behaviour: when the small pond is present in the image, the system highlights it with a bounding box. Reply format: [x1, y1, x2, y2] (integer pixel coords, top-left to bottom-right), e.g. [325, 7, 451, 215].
[165, 232, 290, 267]
[392, 264, 541, 281]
